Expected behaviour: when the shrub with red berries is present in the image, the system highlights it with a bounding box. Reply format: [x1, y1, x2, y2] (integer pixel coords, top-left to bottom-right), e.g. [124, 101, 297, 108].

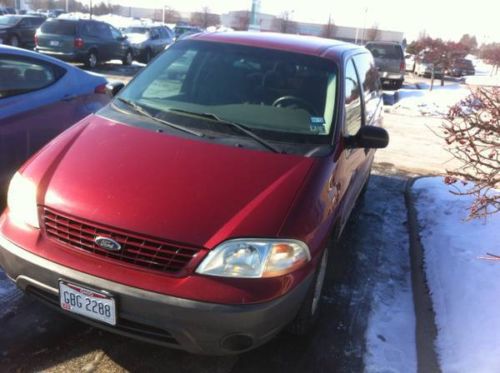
[443, 87, 500, 219]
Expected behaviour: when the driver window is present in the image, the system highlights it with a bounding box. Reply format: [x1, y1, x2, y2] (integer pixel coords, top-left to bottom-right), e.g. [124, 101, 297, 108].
[344, 59, 362, 136]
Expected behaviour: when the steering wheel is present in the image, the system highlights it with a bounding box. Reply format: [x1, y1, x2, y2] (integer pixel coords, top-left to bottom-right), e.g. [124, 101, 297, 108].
[272, 95, 318, 116]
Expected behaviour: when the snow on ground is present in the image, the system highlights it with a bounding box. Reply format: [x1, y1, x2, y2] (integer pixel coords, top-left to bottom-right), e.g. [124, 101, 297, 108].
[413, 177, 500, 373]
[465, 59, 500, 87]
[363, 176, 417, 373]
[392, 84, 470, 117]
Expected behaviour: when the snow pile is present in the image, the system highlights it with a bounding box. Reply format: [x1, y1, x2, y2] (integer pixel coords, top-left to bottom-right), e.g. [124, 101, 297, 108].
[58, 13, 160, 29]
[413, 177, 500, 372]
[363, 178, 417, 373]
[393, 84, 470, 116]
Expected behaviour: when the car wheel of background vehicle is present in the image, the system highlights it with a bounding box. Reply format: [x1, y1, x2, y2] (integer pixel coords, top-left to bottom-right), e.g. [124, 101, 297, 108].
[85, 50, 98, 69]
[9, 35, 19, 47]
[288, 248, 328, 336]
[123, 50, 133, 65]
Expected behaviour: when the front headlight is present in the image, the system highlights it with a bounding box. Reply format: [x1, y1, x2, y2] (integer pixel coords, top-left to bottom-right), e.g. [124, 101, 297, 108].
[196, 239, 311, 278]
[7, 172, 40, 228]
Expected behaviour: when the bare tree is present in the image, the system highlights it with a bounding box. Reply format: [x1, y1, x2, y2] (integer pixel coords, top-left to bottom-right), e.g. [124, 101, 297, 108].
[442, 87, 500, 219]
[322, 15, 336, 39]
[272, 11, 297, 34]
[234, 10, 250, 31]
[366, 23, 379, 42]
[190, 6, 220, 28]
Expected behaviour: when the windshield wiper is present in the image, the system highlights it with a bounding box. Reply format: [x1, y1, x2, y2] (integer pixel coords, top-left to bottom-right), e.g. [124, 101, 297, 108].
[168, 108, 283, 154]
[116, 98, 205, 138]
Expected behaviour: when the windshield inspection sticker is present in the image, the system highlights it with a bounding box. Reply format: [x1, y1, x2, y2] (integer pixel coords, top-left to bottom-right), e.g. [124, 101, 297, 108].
[310, 117, 326, 134]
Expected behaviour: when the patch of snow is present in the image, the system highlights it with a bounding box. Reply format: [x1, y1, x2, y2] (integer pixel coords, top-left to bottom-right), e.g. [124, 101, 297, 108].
[364, 181, 417, 373]
[413, 177, 500, 373]
[391, 84, 470, 117]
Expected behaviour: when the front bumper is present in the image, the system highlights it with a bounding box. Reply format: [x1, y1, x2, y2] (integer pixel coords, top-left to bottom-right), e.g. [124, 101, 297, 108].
[0, 234, 312, 355]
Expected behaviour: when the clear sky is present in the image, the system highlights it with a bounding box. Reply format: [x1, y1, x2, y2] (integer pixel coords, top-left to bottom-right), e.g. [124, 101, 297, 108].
[114, 0, 500, 43]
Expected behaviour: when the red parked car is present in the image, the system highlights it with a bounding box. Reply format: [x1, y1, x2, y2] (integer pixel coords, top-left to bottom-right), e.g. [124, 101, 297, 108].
[0, 32, 388, 354]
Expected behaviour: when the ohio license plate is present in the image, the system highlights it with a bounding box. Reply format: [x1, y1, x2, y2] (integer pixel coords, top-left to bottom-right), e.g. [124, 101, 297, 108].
[50, 40, 60, 46]
[59, 281, 116, 325]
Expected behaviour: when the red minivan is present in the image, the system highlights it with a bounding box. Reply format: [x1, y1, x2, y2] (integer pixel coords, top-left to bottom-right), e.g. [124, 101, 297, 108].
[0, 32, 388, 354]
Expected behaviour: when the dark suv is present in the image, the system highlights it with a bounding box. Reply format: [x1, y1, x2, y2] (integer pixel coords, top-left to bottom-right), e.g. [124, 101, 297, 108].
[35, 18, 133, 68]
[0, 15, 45, 48]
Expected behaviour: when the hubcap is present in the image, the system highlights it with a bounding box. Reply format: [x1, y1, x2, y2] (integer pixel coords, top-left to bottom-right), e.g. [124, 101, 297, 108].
[89, 53, 97, 67]
[127, 52, 132, 64]
[311, 249, 328, 315]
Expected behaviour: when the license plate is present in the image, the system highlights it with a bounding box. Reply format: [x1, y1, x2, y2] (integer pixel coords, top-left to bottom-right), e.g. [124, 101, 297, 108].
[59, 281, 116, 325]
[50, 40, 60, 46]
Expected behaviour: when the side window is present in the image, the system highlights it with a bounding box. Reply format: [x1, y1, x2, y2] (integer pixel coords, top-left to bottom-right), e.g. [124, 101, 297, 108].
[95, 23, 111, 39]
[344, 59, 362, 136]
[0, 56, 65, 99]
[110, 26, 121, 40]
[352, 53, 381, 124]
[150, 28, 159, 40]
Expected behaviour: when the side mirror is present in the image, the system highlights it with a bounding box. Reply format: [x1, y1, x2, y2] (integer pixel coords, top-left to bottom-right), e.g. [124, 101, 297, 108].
[346, 126, 389, 149]
[105, 81, 125, 97]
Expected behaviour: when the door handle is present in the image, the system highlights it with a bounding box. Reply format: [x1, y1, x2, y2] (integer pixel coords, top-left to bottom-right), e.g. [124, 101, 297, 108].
[61, 95, 77, 102]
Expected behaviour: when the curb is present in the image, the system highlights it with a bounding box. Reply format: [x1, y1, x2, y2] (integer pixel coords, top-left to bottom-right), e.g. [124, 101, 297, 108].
[404, 177, 441, 373]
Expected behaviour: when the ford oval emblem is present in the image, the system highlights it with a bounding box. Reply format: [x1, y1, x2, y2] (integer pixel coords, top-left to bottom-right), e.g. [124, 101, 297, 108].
[95, 236, 121, 251]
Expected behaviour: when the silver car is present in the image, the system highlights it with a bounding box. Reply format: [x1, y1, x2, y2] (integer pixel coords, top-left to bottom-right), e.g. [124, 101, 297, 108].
[366, 42, 405, 89]
[123, 25, 174, 64]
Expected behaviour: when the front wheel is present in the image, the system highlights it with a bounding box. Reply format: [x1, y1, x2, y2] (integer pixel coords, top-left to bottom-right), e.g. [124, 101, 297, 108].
[85, 50, 98, 69]
[288, 249, 328, 335]
[9, 35, 19, 47]
[122, 50, 133, 65]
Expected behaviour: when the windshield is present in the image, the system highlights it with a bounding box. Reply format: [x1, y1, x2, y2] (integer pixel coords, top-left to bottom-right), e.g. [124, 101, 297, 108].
[0, 16, 19, 26]
[366, 43, 403, 59]
[123, 27, 149, 34]
[118, 40, 338, 143]
[40, 20, 76, 35]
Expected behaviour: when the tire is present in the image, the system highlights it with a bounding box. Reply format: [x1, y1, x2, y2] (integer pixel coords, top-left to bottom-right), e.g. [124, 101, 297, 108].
[288, 249, 329, 336]
[394, 79, 403, 90]
[122, 50, 133, 65]
[85, 50, 98, 69]
[9, 35, 19, 47]
[144, 48, 152, 63]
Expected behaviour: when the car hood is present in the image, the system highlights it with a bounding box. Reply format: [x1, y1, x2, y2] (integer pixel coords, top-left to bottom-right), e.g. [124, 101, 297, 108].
[0, 25, 13, 31]
[35, 115, 314, 249]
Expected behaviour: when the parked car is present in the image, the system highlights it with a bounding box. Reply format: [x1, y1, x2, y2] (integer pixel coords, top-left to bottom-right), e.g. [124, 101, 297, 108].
[446, 58, 475, 77]
[0, 15, 45, 48]
[0, 7, 16, 15]
[0, 45, 109, 202]
[47, 9, 65, 18]
[173, 24, 202, 40]
[365, 41, 405, 89]
[35, 18, 133, 68]
[0, 33, 388, 355]
[123, 25, 173, 63]
[405, 53, 415, 72]
[414, 59, 444, 78]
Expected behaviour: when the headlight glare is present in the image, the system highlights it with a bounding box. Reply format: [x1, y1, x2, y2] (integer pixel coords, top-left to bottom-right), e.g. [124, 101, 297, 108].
[7, 172, 40, 228]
